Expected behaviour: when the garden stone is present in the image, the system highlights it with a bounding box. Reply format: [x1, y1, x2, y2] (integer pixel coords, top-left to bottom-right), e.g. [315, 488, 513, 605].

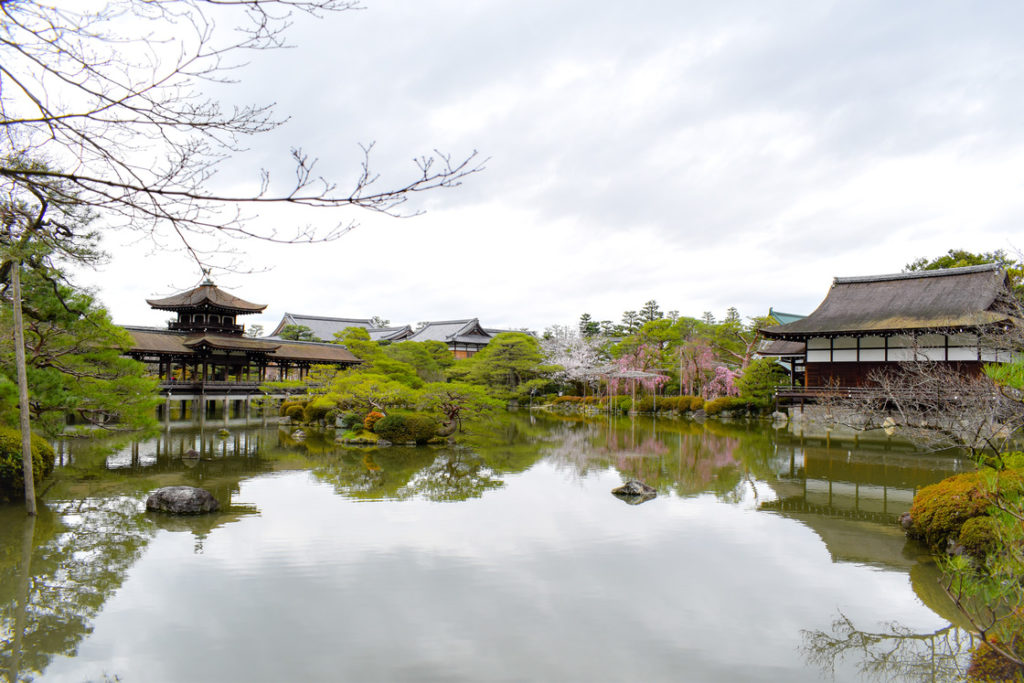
[612, 480, 657, 505]
[146, 486, 220, 514]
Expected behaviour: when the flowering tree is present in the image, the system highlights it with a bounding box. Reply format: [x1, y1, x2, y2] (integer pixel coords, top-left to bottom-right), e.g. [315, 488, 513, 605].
[540, 325, 604, 391]
[702, 366, 740, 399]
[676, 339, 716, 396]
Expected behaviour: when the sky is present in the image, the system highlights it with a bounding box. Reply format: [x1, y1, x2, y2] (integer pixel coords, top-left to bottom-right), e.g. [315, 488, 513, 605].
[73, 0, 1024, 335]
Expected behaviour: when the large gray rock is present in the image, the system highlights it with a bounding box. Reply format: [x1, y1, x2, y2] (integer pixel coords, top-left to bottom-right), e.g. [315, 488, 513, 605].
[612, 480, 657, 505]
[146, 486, 220, 515]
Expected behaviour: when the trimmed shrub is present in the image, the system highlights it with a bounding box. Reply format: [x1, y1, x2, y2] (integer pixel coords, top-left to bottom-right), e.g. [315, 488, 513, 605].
[337, 412, 361, 430]
[687, 396, 705, 411]
[303, 397, 336, 426]
[404, 413, 439, 444]
[363, 411, 385, 431]
[279, 399, 307, 417]
[908, 470, 1024, 551]
[959, 515, 1000, 558]
[635, 396, 655, 413]
[373, 414, 409, 442]
[284, 404, 305, 422]
[704, 397, 750, 416]
[0, 427, 56, 502]
[967, 640, 1024, 682]
[373, 413, 438, 444]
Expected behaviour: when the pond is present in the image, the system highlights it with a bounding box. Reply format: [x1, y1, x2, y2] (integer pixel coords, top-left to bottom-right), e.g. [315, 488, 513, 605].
[1, 413, 979, 682]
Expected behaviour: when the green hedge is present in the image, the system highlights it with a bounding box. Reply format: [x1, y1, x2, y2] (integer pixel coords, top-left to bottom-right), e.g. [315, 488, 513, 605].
[0, 427, 56, 502]
[373, 413, 439, 444]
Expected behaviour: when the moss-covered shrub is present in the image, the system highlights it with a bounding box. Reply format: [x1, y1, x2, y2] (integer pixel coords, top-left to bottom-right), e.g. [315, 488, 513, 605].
[959, 515, 1000, 558]
[284, 404, 305, 422]
[374, 413, 439, 444]
[303, 397, 337, 426]
[363, 411, 385, 431]
[908, 470, 1024, 551]
[967, 640, 1024, 681]
[0, 427, 56, 502]
[337, 412, 361, 430]
[279, 398, 307, 417]
[704, 397, 749, 416]
[404, 413, 439, 444]
[372, 414, 408, 442]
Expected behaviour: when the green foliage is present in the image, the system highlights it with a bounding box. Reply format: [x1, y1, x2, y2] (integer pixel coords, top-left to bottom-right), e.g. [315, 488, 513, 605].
[704, 396, 757, 416]
[303, 396, 337, 426]
[337, 412, 361, 430]
[907, 470, 1024, 551]
[374, 412, 439, 444]
[279, 324, 321, 342]
[958, 515, 999, 559]
[0, 427, 55, 501]
[906, 248, 1024, 301]
[735, 358, 787, 403]
[0, 261, 159, 436]
[363, 411, 385, 431]
[279, 399, 307, 417]
[284, 404, 305, 421]
[454, 332, 550, 395]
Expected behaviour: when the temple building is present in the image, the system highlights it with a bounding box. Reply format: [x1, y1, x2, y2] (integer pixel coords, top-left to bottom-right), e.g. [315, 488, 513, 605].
[759, 264, 1020, 388]
[402, 319, 510, 358]
[124, 280, 361, 393]
[269, 313, 519, 358]
[270, 313, 412, 342]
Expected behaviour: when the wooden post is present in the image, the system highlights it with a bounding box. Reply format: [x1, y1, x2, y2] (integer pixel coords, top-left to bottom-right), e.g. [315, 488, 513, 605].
[223, 397, 229, 425]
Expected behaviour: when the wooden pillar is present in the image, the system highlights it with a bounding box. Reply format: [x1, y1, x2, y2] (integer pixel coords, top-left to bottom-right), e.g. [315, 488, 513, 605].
[223, 397, 229, 424]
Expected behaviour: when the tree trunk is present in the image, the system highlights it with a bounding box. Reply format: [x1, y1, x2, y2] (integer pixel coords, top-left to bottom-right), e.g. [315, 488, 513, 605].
[12, 260, 37, 516]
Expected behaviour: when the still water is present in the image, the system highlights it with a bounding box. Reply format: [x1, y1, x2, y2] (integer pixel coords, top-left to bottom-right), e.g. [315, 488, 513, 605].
[2, 413, 977, 682]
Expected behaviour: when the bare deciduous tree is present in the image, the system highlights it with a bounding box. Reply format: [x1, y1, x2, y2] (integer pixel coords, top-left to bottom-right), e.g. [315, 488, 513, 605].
[0, 0, 484, 268]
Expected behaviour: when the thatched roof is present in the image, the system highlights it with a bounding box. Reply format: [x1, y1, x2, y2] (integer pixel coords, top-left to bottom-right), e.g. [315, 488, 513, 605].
[146, 280, 266, 314]
[761, 264, 1019, 339]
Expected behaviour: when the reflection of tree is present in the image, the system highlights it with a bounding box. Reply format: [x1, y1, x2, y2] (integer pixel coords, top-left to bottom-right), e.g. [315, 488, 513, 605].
[544, 417, 748, 498]
[800, 612, 971, 682]
[0, 497, 155, 681]
[398, 451, 504, 502]
[312, 448, 505, 503]
[311, 449, 436, 500]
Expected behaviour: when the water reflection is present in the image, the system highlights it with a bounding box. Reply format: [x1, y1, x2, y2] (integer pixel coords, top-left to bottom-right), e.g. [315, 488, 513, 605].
[0, 414, 982, 681]
[1, 498, 152, 682]
[801, 612, 972, 682]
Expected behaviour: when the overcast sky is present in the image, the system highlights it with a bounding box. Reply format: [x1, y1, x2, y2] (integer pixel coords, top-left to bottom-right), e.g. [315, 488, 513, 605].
[75, 0, 1024, 334]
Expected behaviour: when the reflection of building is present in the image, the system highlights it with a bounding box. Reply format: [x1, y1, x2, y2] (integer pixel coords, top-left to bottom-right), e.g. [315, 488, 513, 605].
[760, 264, 1019, 388]
[761, 440, 969, 570]
[125, 280, 361, 392]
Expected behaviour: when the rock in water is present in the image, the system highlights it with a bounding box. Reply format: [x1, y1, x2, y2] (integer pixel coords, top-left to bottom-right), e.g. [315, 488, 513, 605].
[612, 480, 657, 505]
[146, 486, 220, 514]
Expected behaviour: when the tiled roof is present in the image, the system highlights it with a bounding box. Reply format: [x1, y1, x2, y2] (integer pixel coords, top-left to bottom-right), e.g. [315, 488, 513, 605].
[146, 282, 265, 313]
[406, 319, 492, 345]
[125, 327, 360, 364]
[270, 312, 410, 342]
